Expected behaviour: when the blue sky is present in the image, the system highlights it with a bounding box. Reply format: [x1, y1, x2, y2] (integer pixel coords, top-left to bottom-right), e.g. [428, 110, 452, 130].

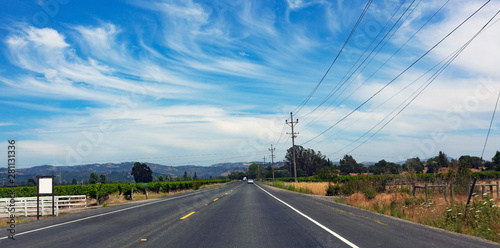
[1, 0, 499, 168]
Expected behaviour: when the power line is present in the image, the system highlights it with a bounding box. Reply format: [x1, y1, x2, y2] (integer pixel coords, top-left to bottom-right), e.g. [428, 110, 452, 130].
[481, 91, 500, 160]
[321, 39, 466, 151]
[272, 123, 287, 151]
[303, 0, 448, 131]
[301, 0, 417, 121]
[332, 9, 500, 159]
[301, 0, 492, 146]
[318, 50, 454, 151]
[292, 0, 374, 115]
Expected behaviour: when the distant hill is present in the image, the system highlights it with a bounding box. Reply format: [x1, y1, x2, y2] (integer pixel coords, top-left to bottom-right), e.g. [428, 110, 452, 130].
[0, 161, 283, 186]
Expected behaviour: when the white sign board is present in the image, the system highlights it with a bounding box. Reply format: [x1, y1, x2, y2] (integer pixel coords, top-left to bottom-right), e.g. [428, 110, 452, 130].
[38, 178, 53, 194]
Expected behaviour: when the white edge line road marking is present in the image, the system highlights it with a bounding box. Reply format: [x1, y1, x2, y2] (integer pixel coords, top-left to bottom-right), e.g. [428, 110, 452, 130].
[256, 184, 359, 248]
[0, 189, 210, 240]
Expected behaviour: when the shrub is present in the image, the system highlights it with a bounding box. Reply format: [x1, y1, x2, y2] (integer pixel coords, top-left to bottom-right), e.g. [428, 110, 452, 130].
[362, 189, 377, 199]
[193, 181, 201, 190]
[326, 183, 340, 196]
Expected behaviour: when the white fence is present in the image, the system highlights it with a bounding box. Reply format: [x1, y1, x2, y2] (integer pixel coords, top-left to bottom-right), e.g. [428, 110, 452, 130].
[0, 195, 87, 217]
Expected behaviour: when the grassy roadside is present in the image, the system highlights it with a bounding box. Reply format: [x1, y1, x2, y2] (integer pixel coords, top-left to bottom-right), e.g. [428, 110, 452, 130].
[266, 180, 500, 243]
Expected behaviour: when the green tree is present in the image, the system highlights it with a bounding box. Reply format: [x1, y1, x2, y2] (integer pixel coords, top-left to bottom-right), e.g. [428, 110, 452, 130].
[492, 151, 500, 171]
[27, 178, 36, 187]
[426, 162, 439, 174]
[339, 155, 365, 175]
[89, 172, 99, 184]
[131, 162, 153, 183]
[437, 151, 450, 167]
[274, 167, 291, 178]
[157, 175, 165, 181]
[193, 172, 198, 180]
[182, 171, 189, 181]
[265, 165, 273, 178]
[284, 146, 333, 177]
[455, 157, 473, 188]
[484, 161, 494, 171]
[458, 155, 483, 169]
[314, 166, 338, 180]
[368, 160, 401, 175]
[247, 163, 262, 179]
[403, 157, 424, 173]
[99, 174, 108, 184]
[228, 171, 246, 180]
[72, 178, 77, 185]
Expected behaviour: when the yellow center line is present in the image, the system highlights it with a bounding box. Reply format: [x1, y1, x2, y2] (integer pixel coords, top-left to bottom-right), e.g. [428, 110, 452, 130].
[213, 198, 219, 201]
[180, 211, 195, 220]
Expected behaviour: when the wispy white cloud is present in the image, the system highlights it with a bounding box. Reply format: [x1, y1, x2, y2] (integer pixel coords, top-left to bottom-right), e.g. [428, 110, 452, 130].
[1, 0, 499, 167]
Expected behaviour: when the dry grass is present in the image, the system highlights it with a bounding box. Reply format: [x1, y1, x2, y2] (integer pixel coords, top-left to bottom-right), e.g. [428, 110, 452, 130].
[283, 182, 331, 195]
[270, 180, 500, 242]
[344, 191, 500, 242]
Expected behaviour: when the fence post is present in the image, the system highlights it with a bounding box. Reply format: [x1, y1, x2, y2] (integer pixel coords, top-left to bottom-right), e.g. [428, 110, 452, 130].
[482, 185, 485, 199]
[450, 184, 454, 202]
[444, 183, 447, 202]
[412, 183, 416, 197]
[466, 178, 477, 207]
[490, 182, 493, 197]
[425, 184, 428, 201]
[24, 199, 28, 217]
[497, 181, 499, 198]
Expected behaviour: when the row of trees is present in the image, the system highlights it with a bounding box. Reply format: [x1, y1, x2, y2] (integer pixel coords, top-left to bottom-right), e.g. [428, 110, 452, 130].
[280, 146, 500, 179]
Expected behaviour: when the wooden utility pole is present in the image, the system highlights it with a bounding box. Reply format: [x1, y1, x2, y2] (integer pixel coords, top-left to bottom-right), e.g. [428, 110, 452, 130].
[269, 144, 276, 183]
[286, 112, 299, 183]
[261, 156, 266, 182]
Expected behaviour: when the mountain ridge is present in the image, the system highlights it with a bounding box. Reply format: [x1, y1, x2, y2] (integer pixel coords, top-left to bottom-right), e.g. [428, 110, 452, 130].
[0, 161, 272, 186]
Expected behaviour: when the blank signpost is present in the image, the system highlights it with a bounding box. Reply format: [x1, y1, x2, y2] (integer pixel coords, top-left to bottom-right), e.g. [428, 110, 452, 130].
[37, 175, 56, 220]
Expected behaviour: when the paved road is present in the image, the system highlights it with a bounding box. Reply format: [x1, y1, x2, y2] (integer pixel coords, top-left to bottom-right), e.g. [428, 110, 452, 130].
[1, 181, 499, 247]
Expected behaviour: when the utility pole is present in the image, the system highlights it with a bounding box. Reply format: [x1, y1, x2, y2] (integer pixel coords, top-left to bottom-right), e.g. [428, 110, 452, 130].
[269, 144, 276, 183]
[286, 112, 298, 183]
[261, 156, 266, 182]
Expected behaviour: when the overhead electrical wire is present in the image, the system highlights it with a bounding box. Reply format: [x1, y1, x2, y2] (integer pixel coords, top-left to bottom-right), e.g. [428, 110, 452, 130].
[300, 0, 492, 146]
[315, 48, 455, 150]
[324, 0, 449, 119]
[304, 0, 445, 131]
[329, 49, 462, 156]
[308, 0, 453, 148]
[301, 0, 417, 122]
[481, 91, 500, 160]
[272, 123, 288, 150]
[331, 9, 500, 159]
[274, 0, 374, 156]
[314, 0, 423, 117]
[292, 0, 374, 116]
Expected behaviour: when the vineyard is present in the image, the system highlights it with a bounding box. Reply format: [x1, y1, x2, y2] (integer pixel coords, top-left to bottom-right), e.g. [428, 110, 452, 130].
[0, 179, 231, 199]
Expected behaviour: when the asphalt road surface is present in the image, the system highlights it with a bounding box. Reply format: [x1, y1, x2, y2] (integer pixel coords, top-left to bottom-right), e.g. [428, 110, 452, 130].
[1, 181, 499, 248]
